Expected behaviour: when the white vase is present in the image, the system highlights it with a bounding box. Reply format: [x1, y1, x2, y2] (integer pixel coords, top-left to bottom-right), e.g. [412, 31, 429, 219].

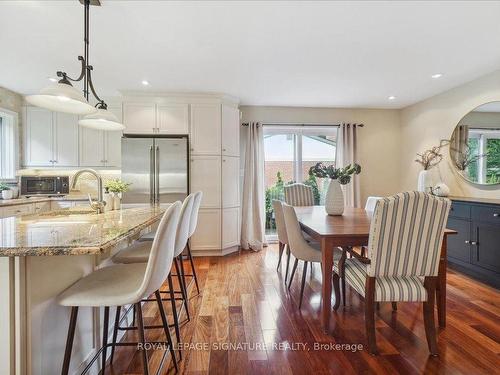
[417, 170, 430, 193]
[1, 190, 13, 200]
[103, 192, 113, 212]
[325, 179, 344, 216]
[113, 193, 121, 210]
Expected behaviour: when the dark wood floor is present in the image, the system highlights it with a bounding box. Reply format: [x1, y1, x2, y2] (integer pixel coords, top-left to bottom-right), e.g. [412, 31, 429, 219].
[106, 244, 500, 374]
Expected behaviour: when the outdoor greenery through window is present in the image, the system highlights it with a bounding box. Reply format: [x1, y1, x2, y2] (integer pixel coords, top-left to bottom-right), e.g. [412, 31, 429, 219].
[264, 125, 337, 237]
[467, 129, 500, 184]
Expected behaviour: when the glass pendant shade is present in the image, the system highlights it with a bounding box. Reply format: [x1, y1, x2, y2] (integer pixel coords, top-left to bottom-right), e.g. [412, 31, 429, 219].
[25, 83, 96, 115]
[78, 107, 125, 131]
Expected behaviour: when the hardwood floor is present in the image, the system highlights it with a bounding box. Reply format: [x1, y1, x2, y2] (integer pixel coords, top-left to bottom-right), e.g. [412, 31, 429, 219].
[106, 244, 500, 374]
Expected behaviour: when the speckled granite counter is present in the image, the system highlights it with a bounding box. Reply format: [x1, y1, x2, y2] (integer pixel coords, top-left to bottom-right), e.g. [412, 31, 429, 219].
[0, 195, 89, 207]
[0, 205, 167, 256]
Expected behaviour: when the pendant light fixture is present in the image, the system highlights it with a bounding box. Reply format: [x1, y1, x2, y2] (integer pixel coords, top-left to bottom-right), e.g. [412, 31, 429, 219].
[26, 0, 125, 131]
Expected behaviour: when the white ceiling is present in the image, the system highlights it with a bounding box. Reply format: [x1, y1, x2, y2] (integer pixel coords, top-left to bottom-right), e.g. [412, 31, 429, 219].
[1, 1, 500, 108]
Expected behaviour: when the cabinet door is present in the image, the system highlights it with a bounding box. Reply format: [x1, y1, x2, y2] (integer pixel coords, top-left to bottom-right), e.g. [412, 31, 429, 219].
[24, 107, 54, 166]
[222, 156, 240, 208]
[222, 207, 240, 248]
[190, 155, 221, 208]
[123, 103, 156, 134]
[34, 201, 51, 214]
[446, 218, 471, 263]
[157, 104, 189, 134]
[190, 104, 221, 155]
[79, 127, 105, 167]
[54, 113, 79, 167]
[221, 105, 240, 157]
[1, 204, 34, 218]
[190, 208, 221, 250]
[104, 104, 123, 167]
[472, 222, 500, 273]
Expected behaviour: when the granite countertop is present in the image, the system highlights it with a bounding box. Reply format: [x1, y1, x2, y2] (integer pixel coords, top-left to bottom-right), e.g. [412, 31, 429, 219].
[0, 195, 89, 207]
[0, 205, 167, 256]
[449, 196, 500, 205]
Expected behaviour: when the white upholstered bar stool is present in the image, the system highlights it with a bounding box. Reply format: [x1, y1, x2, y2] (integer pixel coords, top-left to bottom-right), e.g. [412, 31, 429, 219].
[282, 203, 341, 309]
[185, 191, 203, 293]
[57, 202, 181, 375]
[272, 200, 291, 282]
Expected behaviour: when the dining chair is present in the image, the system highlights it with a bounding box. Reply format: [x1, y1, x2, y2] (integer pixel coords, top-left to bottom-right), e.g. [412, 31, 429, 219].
[282, 203, 341, 308]
[272, 200, 291, 282]
[57, 202, 182, 375]
[357, 196, 382, 258]
[333, 191, 451, 355]
[284, 183, 314, 206]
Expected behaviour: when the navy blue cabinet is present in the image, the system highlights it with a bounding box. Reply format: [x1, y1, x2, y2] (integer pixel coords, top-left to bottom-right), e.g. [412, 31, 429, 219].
[447, 199, 500, 289]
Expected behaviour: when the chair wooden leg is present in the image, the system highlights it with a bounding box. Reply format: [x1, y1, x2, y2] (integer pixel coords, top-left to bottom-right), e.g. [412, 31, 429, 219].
[101, 306, 110, 375]
[365, 277, 378, 355]
[155, 291, 179, 372]
[136, 303, 150, 375]
[391, 302, 397, 311]
[341, 276, 346, 307]
[61, 306, 79, 375]
[110, 306, 121, 364]
[167, 273, 182, 360]
[277, 242, 284, 270]
[299, 261, 308, 309]
[339, 248, 347, 306]
[284, 245, 291, 283]
[288, 258, 299, 290]
[186, 242, 200, 294]
[423, 276, 439, 356]
[332, 273, 341, 310]
[174, 257, 190, 321]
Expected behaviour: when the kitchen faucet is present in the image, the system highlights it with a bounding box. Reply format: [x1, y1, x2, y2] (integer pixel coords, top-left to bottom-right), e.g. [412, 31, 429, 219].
[71, 169, 106, 214]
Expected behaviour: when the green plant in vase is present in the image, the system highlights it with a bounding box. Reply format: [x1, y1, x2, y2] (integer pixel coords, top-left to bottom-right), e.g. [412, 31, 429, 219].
[104, 179, 131, 210]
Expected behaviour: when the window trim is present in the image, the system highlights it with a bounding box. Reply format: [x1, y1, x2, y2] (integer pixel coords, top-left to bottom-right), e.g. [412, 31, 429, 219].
[0, 107, 19, 183]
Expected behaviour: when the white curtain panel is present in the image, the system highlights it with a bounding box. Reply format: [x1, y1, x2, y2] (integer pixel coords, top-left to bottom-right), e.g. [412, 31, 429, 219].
[241, 122, 266, 251]
[335, 123, 361, 208]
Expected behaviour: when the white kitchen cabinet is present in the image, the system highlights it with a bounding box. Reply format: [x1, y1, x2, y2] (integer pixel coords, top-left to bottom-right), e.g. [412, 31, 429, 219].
[0, 203, 34, 218]
[222, 156, 240, 208]
[190, 155, 221, 208]
[105, 131, 122, 167]
[24, 107, 54, 167]
[190, 104, 221, 155]
[157, 104, 189, 134]
[222, 105, 240, 157]
[190, 208, 221, 250]
[79, 126, 105, 167]
[222, 207, 240, 248]
[53, 113, 79, 167]
[33, 201, 51, 214]
[123, 102, 156, 134]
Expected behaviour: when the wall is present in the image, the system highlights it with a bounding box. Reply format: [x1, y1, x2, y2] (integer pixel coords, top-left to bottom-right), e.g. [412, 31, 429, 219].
[400, 69, 500, 198]
[240, 106, 402, 205]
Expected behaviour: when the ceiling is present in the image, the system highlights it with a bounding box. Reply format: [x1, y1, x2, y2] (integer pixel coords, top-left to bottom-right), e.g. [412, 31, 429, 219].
[1, 1, 500, 109]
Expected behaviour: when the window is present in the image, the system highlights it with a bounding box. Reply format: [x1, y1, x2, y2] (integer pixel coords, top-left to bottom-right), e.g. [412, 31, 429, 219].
[468, 129, 500, 184]
[263, 124, 337, 236]
[0, 110, 18, 181]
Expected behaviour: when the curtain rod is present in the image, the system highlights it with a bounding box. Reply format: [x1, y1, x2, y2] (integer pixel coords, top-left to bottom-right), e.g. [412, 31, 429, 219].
[241, 122, 364, 127]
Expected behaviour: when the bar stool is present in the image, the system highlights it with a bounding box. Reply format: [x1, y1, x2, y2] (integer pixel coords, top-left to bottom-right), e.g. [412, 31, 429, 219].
[57, 202, 181, 375]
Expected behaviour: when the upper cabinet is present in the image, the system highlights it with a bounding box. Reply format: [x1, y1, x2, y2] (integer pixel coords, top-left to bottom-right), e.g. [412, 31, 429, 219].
[23, 107, 79, 167]
[190, 103, 221, 155]
[123, 102, 189, 135]
[123, 103, 156, 134]
[157, 104, 189, 134]
[221, 105, 240, 157]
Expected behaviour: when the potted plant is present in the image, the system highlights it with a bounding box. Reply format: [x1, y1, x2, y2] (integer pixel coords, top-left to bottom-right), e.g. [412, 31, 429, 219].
[0, 183, 13, 200]
[104, 179, 131, 210]
[309, 162, 361, 215]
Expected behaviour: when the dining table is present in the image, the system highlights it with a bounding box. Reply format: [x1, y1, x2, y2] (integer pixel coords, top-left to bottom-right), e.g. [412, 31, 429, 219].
[294, 206, 457, 333]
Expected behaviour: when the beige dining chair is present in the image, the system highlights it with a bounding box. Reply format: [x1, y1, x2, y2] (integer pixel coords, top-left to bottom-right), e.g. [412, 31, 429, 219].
[284, 183, 314, 206]
[333, 192, 451, 355]
[272, 200, 291, 282]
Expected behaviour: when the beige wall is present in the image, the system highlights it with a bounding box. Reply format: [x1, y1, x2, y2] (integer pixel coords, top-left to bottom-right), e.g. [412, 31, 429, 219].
[400, 69, 500, 198]
[240, 106, 402, 206]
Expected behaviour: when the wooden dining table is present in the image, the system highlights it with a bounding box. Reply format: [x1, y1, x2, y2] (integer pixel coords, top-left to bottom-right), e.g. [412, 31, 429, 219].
[294, 206, 457, 333]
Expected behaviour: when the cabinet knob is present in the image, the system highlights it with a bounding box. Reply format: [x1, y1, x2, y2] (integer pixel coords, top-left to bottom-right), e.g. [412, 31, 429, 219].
[493, 213, 499, 217]
[471, 241, 478, 246]
[190, 148, 194, 151]
[223, 148, 227, 152]
[464, 240, 470, 244]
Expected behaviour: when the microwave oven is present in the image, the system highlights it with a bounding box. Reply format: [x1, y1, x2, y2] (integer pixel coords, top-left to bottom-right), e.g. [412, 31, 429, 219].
[20, 176, 70, 197]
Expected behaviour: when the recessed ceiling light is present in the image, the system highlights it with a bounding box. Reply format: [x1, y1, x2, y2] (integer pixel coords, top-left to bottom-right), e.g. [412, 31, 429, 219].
[431, 73, 443, 79]
[48, 77, 58, 82]
[388, 96, 396, 101]
[141, 80, 150, 86]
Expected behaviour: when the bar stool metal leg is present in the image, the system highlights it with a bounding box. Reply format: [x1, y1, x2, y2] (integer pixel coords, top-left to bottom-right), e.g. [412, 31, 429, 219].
[155, 291, 179, 372]
[167, 273, 182, 360]
[61, 306, 79, 375]
[101, 307, 110, 375]
[186, 242, 200, 294]
[109, 306, 121, 364]
[174, 257, 190, 321]
[135, 302, 150, 375]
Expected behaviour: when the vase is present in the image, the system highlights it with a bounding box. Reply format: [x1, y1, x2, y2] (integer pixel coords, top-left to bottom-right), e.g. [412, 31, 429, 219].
[1, 190, 13, 200]
[103, 192, 113, 212]
[113, 193, 122, 210]
[417, 170, 430, 193]
[325, 179, 344, 215]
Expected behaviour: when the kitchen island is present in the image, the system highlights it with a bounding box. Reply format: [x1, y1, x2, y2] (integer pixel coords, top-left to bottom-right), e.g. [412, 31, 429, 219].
[0, 205, 167, 375]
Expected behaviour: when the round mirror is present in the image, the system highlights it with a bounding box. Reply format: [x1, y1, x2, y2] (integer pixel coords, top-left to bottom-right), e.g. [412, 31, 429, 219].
[450, 102, 500, 185]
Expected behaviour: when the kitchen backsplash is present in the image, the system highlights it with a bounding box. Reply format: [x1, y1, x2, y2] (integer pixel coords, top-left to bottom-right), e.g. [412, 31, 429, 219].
[16, 169, 121, 197]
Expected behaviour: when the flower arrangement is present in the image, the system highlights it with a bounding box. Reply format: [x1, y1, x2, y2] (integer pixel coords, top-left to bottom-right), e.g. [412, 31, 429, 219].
[415, 140, 449, 170]
[309, 162, 362, 185]
[104, 179, 131, 194]
[0, 183, 10, 191]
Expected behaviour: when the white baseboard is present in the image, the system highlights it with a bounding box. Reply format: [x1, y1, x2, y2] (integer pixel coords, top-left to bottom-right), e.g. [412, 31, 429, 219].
[191, 246, 240, 257]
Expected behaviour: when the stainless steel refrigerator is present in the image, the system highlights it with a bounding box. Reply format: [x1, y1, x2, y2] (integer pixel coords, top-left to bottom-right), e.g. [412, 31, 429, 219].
[121, 135, 189, 204]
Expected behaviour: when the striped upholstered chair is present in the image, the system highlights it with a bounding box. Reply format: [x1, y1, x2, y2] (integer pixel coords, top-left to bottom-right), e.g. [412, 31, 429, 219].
[284, 183, 314, 206]
[333, 192, 451, 355]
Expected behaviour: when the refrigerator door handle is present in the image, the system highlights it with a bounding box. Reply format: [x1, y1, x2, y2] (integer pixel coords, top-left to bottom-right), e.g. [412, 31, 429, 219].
[150, 145, 154, 204]
[155, 145, 160, 203]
